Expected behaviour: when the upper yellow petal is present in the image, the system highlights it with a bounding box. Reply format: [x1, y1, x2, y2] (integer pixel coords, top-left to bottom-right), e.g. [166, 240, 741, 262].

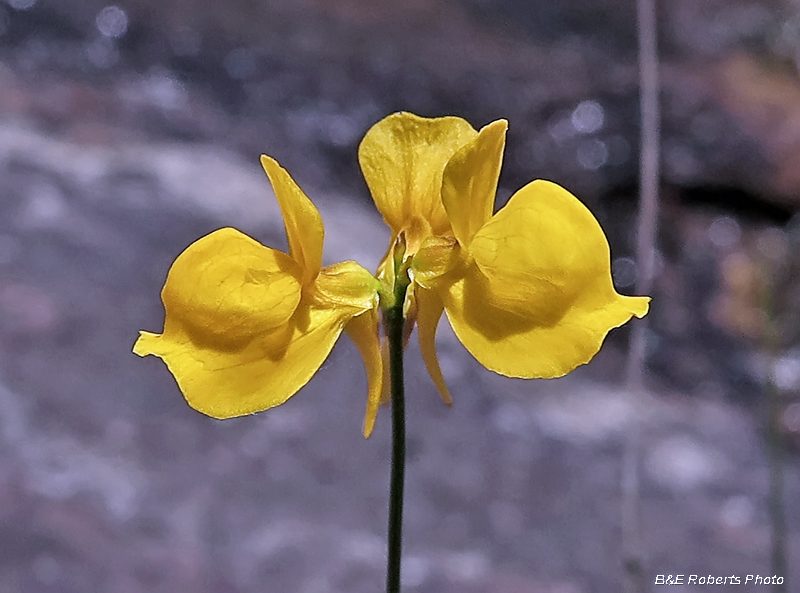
[439, 180, 650, 377]
[260, 155, 324, 285]
[441, 119, 507, 248]
[358, 112, 477, 251]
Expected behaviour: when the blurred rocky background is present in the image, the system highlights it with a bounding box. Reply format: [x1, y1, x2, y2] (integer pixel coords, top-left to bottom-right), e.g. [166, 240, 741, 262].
[1, 0, 800, 591]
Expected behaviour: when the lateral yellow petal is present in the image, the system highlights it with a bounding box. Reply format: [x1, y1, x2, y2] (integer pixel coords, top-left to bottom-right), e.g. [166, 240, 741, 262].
[440, 180, 650, 377]
[441, 119, 507, 248]
[469, 180, 618, 321]
[133, 299, 357, 418]
[344, 309, 383, 438]
[415, 287, 452, 405]
[132, 330, 160, 357]
[260, 155, 324, 285]
[142, 228, 302, 351]
[442, 272, 649, 377]
[358, 112, 477, 249]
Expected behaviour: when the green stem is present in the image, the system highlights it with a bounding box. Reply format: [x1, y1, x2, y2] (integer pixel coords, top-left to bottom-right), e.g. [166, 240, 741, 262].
[385, 302, 406, 593]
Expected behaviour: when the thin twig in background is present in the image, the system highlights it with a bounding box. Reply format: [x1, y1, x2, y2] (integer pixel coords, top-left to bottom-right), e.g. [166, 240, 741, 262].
[766, 358, 788, 592]
[623, 0, 660, 590]
[762, 267, 788, 592]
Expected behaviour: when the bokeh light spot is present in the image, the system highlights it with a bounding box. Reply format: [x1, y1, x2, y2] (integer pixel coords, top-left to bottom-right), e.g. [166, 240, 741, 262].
[576, 138, 608, 170]
[571, 100, 604, 134]
[95, 5, 129, 39]
[707, 215, 740, 249]
[612, 256, 637, 288]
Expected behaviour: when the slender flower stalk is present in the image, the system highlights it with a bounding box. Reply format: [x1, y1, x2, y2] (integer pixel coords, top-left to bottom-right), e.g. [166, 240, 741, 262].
[385, 261, 409, 593]
[385, 308, 406, 593]
[386, 306, 406, 593]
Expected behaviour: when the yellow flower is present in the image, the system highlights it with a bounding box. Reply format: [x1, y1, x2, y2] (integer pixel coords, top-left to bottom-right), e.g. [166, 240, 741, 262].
[359, 112, 650, 404]
[359, 112, 478, 256]
[133, 156, 385, 437]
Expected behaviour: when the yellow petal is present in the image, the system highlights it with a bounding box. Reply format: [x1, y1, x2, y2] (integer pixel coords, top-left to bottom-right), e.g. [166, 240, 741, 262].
[410, 235, 463, 289]
[134, 299, 358, 418]
[358, 112, 477, 250]
[314, 260, 381, 312]
[344, 309, 383, 438]
[415, 286, 452, 405]
[469, 180, 621, 320]
[315, 259, 383, 438]
[141, 228, 303, 351]
[441, 180, 650, 377]
[441, 119, 507, 248]
[260, 155, 324, 285]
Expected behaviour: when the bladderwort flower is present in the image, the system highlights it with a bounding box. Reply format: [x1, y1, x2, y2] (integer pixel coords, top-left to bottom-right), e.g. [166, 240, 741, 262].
[358, 112, 651, 406]
[135, 111, 650, 593]
[133, 155, 385, 436]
